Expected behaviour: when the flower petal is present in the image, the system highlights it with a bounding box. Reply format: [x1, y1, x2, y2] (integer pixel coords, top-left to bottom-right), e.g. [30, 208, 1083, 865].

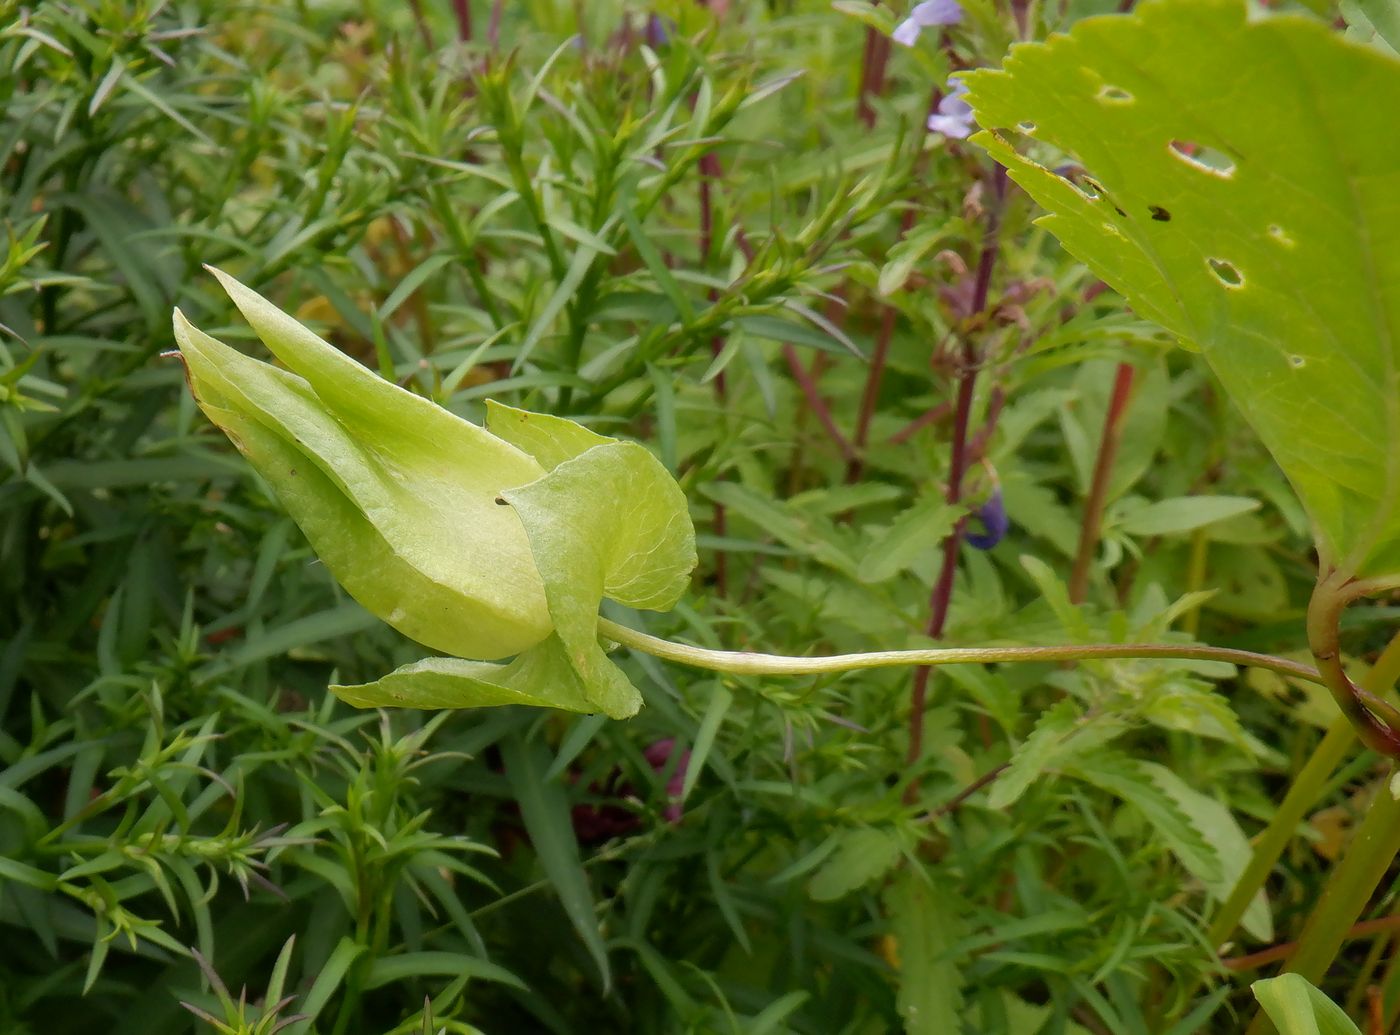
[911, 0, 963, 26]
[892, 17, 922, 46]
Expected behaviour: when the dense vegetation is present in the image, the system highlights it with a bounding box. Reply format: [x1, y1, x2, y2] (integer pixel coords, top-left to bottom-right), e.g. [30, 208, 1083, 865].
[4, 1, 1400, 1032]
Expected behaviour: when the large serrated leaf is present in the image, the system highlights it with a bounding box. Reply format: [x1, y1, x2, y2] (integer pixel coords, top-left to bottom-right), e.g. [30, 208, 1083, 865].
[965, 0, 1400, 580]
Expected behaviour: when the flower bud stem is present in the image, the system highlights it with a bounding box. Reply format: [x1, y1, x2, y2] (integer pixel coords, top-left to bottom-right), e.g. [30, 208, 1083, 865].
[596, 618, 1324, 686]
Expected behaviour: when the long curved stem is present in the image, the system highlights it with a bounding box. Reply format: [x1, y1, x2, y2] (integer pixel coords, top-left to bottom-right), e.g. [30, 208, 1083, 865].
[597, 618, 1324, 685]
[1307, 570, 1400, 758]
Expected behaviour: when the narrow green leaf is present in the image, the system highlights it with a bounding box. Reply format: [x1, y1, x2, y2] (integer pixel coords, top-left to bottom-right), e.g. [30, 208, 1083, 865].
[621, 203, 694, 324]
[858, 497, 960, 583]
[284, 938, 365, 1035]
[501, 732, 611, 990]
[378, 254, 454, 321]
[1068, 753, 1222, 886]
[363, 952, 525, 991]
[886, 872, 964, 1034]
[807, 828, 900, 901]
[1116, 496, 1259, 537]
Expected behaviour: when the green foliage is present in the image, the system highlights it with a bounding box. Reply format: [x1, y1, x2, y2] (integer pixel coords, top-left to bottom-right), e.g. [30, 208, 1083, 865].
[2, 0, 1396, 1033]
[965, 0, 1400, 581]
[1252, 974, 1365, 1035]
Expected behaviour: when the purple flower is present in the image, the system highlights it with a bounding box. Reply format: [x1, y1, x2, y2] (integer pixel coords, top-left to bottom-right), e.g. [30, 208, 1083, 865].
[965, 489, 1008, 550]
[928, 77, 975, 139]
[892, 0, 963, 46]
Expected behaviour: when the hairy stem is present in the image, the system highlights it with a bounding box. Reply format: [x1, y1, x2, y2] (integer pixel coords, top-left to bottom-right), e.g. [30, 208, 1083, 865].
[597, 617, 1323, 685]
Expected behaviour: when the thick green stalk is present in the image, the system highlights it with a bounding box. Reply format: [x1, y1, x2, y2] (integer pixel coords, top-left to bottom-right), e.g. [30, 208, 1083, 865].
[1240, 575, 1400, 1034]
[1208, 631, 1400, 951]
[597, 618, 1323, 684]
[1244, 780, 1400, 1034]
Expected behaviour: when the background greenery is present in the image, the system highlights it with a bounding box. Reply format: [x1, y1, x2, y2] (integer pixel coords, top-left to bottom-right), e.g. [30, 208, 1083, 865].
[2, 0, 1397, 1032]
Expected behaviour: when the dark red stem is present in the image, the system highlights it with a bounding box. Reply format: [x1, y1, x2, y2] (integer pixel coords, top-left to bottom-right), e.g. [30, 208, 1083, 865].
[452, 0, 472, 41]
[905, 166, 1009, 782]
[1068, 361, 1136, 604]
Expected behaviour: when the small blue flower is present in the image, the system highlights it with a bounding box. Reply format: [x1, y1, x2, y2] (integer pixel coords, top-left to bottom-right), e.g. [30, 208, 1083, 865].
[892, 0, 964, 46]
[927, 77, 975, 139]
[965, 489, 1009, 550]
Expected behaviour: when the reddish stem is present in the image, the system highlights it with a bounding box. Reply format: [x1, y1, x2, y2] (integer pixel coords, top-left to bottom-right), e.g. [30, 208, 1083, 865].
[856, 28, 891, 128]
[452, 0, 472, 41]
[785, 347, 858, 461]
[846, 86, 944, 484]
[889, 400, 953, 445]
[1221, 914, 1400, 972]
[905, 166, 1008, 783]
[1067, 361, 1136, 604]
[488, 0, 504, 50]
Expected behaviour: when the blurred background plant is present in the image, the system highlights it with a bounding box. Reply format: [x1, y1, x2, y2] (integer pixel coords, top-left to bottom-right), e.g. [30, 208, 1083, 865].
[2, 0, 1397, 1032]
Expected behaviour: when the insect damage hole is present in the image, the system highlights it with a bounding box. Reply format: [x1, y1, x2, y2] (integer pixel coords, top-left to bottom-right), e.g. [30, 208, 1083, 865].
[1017, 120, 1036, 134]
[1149, 205, 1171, 222]
[1288, 354, 1306, 369]
[1207, 258, 1244, 288]
[1098, 85, 1134, 103]
[1169, 140, 1236, 178]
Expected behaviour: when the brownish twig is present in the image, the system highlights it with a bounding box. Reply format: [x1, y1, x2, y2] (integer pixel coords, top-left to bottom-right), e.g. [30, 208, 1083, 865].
[905, 166, 1009, 790]
[1221, 914, 1400, 972]
[1068, 361, 1136, 604]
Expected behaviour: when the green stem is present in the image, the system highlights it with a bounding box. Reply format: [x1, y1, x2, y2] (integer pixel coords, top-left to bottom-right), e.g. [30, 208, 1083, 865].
[596, 618, 1324, 685]
[1307, 571, 1400, 758]
[1207, 630, 1400, 952]
[1244, 777, 1400, 1035]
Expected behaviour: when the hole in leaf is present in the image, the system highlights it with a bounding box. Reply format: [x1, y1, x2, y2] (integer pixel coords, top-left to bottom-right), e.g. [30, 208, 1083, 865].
[1017, 120, 1036, 134]
[1058, 167, 1100, 202]
[1170, 140, 1236, 177]
[1149, 205, 1171, 222]
[1098, 85, 1134, 103]
[1268, 224, 1294, 247]
[1207, 258, 1243, 287]
[1289, 355, 1306, 368]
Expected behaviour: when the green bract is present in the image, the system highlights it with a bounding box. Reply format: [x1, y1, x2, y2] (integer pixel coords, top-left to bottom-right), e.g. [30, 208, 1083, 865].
[173, 270, 696, 719]
[964, 0, 1400, 582]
